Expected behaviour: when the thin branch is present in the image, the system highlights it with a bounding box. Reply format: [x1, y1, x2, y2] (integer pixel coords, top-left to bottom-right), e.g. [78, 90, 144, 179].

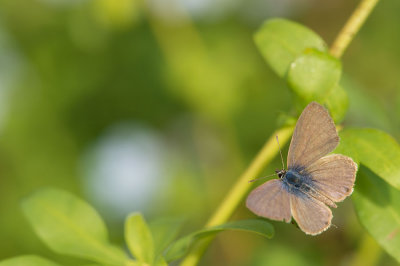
[330, 0, 380, 58]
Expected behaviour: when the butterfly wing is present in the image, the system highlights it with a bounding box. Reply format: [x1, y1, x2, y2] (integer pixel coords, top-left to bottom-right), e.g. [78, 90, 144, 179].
[305, 154, 357, 202]
[287, 102, 339, 169]
[246, 179, 291, 222]
[290, 192, 332, 235]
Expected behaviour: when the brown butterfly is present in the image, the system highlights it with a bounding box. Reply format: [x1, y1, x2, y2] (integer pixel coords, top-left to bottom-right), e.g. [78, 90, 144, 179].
[246, 102, 357, 235]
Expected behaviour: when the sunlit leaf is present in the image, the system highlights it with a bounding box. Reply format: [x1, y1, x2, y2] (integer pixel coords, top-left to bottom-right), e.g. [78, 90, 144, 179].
[335, 128, 400, 190]
[254, 18, 327, 77]
[287, 49, 341, 103]
[0, 256, 61, 266]
[323, 84, 348, 123]
[21, 188, 127, 266]
[352, 166, 400, 263]
[164, 219, 274, 262]
[149, 217, 185, 257]
[125, 213, 154, 264]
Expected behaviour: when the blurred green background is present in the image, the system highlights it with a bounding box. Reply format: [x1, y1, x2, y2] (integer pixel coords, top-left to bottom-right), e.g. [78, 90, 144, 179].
[0, 0, 399, 265]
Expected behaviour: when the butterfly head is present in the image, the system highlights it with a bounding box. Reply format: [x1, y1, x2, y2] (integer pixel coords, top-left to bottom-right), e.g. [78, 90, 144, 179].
[275, 169, 287, 179]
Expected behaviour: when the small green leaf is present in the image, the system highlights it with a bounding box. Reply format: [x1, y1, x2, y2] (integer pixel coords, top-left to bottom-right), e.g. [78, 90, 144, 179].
[165, 219, 274, 262]
[149, 217, 185, 257]
[287, 49, 341, 103]
[323, 84, 348, 123]
[352, 166, 400, 263]
[335, 128, 400, 190]
[0, 255, 61, 266]
[21, 188, 127, 265]
[254, 18, 327, 77]
[125, 213, 154, 264]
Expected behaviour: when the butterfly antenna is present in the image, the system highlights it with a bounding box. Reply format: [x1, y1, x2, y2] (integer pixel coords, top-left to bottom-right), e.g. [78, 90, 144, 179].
[276, 135, 286, 170]
[249, 173, 277, 183]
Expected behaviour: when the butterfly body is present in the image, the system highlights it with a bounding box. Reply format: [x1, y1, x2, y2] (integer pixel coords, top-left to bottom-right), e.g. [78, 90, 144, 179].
[246, 102, 357, 235]
[283, 169, 309, 189]
[282, 169, 337, 208]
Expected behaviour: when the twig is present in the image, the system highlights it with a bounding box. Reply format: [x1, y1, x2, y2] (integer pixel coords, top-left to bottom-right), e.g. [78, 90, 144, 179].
[330, 0, 380, 58]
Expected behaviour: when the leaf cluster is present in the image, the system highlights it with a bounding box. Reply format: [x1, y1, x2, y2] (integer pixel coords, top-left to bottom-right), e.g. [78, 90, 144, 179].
[0, 188, 272, 266]
[255, 18, 400, 263]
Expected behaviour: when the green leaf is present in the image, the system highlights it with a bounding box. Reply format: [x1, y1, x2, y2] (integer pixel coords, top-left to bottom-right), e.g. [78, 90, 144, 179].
[0, 255, 61, 266]
[21, 188, 127, 265]
[149, 217, 185, 257]
[125, 213, 154, 264]
[254, 18, 327, 77]
[287, 49, 342, 103]
[323, 84, 348, 123]
[335, 128, 400, 190]
[352, 166, 400, 263]
[164, 219, 274, 262]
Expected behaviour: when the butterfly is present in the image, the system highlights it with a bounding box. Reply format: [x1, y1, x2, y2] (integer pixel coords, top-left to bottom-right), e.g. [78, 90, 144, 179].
[246, 102, 357, 235]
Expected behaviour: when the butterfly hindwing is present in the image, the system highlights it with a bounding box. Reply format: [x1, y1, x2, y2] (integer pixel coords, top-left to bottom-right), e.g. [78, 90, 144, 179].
[287, 102, 339, 169]
[246, 179, 291, 223]
[305, 154, 357, 202]
[290, 192, 332, 235]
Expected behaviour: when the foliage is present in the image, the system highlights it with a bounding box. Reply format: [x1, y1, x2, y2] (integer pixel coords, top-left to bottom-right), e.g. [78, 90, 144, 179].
[336, 129, 400, 262]
[164, 219, 273, 262]
[0, 1, 399, 265]
[21, 188, 127, 265]
[254, 19, 400, 264]
[255, 19, 347, 122]
[0, 188, 273, 265]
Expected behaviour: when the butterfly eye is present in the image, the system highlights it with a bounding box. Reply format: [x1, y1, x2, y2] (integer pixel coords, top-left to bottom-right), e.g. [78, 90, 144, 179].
[275, 169, 286, 178]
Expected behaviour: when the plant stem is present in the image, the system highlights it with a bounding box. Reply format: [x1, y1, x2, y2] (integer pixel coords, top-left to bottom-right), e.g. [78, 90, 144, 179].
[180, 126, 294, 266]
[330, 0, 380, 58]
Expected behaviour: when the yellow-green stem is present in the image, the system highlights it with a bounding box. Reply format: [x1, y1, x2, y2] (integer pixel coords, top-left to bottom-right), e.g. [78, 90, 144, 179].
[330, 0, 380, 58]
[180, 126, 294, 266]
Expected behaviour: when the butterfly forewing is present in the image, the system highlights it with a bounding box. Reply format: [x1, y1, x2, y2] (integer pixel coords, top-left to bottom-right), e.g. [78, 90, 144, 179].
[290, 192, 332, 235]
[287, 102, 339, 169]
[246, 179, 291, 222]
[305, 154, 357, 202]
